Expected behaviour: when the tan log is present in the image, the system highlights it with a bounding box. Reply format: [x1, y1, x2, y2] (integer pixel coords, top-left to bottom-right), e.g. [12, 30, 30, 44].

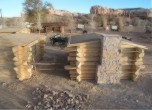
[0, 70, 16, 74]
[68, 56, 76, 61]
[12, 46, 32, 53]
[80, 44, 101, 48]
[77, 48, 100, 53]
[76, 76, 95, 82]
[78, 46, 101, 50]
[70, 62, 76, 66]
[14, 61, 28, 66]
[76, 57, 100, 62]
[76, 62, 99, 67]
[70, 74, 95, 78]
[68, 40, 100, 47]
[69, 52, 77, 57]
[122, 65, 145, 70]
[77, 53, 100, 57]
[77, 68, 96, 73]
[64, 65, 76, 70]
[64, 47, 77, 52]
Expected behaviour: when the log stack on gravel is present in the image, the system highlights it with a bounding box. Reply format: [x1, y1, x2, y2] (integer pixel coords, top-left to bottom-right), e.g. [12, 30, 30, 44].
[120, 41, 147, 80]
[64, 40, 101, 82]
[0, 33, 46, 81]
[26, 86, 88, 110]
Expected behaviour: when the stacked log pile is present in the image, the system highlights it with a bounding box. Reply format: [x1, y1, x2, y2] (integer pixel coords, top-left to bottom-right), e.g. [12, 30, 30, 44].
[120, 46, 145, 80]
[64, 40, 101, 82]
[0, 33, 46, 81]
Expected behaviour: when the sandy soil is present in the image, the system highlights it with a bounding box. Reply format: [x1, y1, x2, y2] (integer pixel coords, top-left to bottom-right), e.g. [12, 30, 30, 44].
[0, 32, 151, 109]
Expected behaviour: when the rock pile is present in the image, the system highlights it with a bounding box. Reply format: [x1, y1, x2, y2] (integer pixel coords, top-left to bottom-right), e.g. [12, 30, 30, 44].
[26, 86, 89, 110]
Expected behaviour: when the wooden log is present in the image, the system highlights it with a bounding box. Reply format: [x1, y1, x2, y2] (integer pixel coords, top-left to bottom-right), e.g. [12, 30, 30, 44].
[77, 53, 100, 57]
[12, 46, 32, 53]
[68, 40, 100, 47]
[77, 67, 97, 71]
[78, 46, 101, 50]
[69, 70, 96, 75]
[122, 65, 145, 70]
[120, 74, 132, 80]
[13, 55, 32, 62]
[80, 44, 101, 48]
[0, 70, 16, 74]
[76, 57, 100, 62]
[70, 74, 95, 78]
[14, 61, 28, 66]
[76, 76, 95, 82]
[64, 65, 76, 70]
[121, 42, 147, 49]
[69, 52, 77, 57]
[64, 47, 77, 52]
[0, 60, 14, 64]
[76, 69, 96, 74]
[14, 65, 33, 80]
[138, 53, 145, 58]
[0, 47, 12, 51]
[77, 48, 100, 53]
[76, 62, 99, 67]
[68, 56, 76, 61]
[70, 62, 76, 66]
[69, 70, 78, 75]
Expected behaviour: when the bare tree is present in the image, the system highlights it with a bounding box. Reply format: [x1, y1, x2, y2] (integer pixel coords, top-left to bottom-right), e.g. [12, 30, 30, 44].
[118, 17, 123, 31]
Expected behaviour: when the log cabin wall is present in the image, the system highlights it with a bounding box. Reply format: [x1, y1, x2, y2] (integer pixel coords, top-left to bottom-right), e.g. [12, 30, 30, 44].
[0, 33, 46, 81]
[120, 43, 146, 81]
[65, 33, 147, 84]
[64, 40, 101, 82]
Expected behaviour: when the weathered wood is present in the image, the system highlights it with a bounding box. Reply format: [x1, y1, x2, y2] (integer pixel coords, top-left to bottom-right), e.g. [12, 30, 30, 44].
[76, 57, 100, 62]
[64, 65, 76, 70]
[77, 53, 100, 57]
[121, 41, 148, 49]
[76, 62, 99, 67]
[68, 40, 100, 47]
[64, 47, 77, 52]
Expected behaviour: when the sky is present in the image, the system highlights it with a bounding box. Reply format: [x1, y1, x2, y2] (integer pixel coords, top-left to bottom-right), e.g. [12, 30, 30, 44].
[0, 0, 151, 17]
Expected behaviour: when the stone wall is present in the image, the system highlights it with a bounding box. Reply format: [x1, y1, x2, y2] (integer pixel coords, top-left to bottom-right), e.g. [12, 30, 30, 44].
[97, 35, 122, 84]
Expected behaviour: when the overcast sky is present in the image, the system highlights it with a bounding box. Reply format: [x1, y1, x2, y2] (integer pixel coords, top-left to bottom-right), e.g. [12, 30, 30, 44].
[0, 0, 151, 17]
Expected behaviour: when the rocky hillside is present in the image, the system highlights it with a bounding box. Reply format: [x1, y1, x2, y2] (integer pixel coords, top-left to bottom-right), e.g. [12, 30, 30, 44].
[48, 9, 79, 17]
[90, 5, 152, 18]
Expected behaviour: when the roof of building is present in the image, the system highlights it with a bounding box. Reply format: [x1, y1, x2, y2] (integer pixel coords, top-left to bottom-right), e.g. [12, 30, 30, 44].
[0, 33, 46, 46]
[69, 33, 147, 49]
[0, 28, 27, 33]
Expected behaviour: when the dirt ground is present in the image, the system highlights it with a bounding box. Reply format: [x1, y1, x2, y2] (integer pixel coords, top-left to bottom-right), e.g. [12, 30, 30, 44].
[0, 32, 151, 109]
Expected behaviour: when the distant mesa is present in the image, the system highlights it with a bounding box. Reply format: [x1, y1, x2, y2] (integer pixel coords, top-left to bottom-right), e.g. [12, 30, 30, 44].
[90, 5, 152, 18]
[48, 8, 79, 17]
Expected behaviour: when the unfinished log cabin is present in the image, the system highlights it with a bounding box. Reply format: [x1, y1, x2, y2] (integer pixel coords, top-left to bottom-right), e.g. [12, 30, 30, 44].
[0, 33, 46, 81]
[64, 33, 147, 84]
